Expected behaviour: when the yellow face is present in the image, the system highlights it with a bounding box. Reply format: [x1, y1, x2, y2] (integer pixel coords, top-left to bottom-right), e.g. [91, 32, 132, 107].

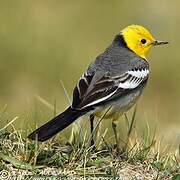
[121, 25, 168, 59]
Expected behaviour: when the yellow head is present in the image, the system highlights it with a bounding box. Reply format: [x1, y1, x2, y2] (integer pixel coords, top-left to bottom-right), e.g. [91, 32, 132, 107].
[121, 25, 168, 59]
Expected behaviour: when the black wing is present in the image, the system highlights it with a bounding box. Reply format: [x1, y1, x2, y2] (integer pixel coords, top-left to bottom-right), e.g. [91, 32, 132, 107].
[71, 68, 149, 110]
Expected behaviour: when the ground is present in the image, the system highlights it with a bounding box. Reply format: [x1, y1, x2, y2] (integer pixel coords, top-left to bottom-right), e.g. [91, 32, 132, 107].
[0, 127, 179, 180]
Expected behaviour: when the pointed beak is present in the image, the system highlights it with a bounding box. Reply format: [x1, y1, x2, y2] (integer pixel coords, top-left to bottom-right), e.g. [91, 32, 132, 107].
[153, 40, 169, 46]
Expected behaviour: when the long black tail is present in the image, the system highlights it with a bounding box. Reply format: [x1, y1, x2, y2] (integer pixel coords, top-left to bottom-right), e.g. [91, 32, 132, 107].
[28, 107, 86, 142]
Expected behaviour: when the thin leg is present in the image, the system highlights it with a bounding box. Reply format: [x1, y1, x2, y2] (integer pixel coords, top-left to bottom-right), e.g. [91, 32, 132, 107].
[112, 120, 119, 150]
[90, 114, 95, 146]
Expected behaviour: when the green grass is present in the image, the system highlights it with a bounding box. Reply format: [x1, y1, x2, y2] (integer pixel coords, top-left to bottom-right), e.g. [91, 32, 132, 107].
[0, 108, 179, 179]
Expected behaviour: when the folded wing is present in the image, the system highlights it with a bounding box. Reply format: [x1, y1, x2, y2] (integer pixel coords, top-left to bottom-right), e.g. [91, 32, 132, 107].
[72, 68, 149, 110]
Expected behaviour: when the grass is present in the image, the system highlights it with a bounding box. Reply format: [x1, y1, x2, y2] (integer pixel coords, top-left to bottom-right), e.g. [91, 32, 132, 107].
[0, 107, 179, 179]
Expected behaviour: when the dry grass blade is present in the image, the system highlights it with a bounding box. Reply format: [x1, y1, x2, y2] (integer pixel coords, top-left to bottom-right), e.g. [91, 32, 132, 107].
[34, 94, 54, 110]
[59, 80, 71, 105]
[0, 116, 18, 132]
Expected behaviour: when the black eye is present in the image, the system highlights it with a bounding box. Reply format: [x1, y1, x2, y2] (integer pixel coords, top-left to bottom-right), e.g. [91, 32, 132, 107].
[141, 39, 147, 44]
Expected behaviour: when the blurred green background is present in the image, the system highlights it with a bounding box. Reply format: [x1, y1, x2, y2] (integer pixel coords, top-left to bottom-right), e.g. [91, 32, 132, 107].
[0, 0, 179, 147]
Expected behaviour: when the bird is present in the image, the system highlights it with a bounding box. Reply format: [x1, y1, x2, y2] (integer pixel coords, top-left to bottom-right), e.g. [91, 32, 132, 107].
[28, 25, 168, 145]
